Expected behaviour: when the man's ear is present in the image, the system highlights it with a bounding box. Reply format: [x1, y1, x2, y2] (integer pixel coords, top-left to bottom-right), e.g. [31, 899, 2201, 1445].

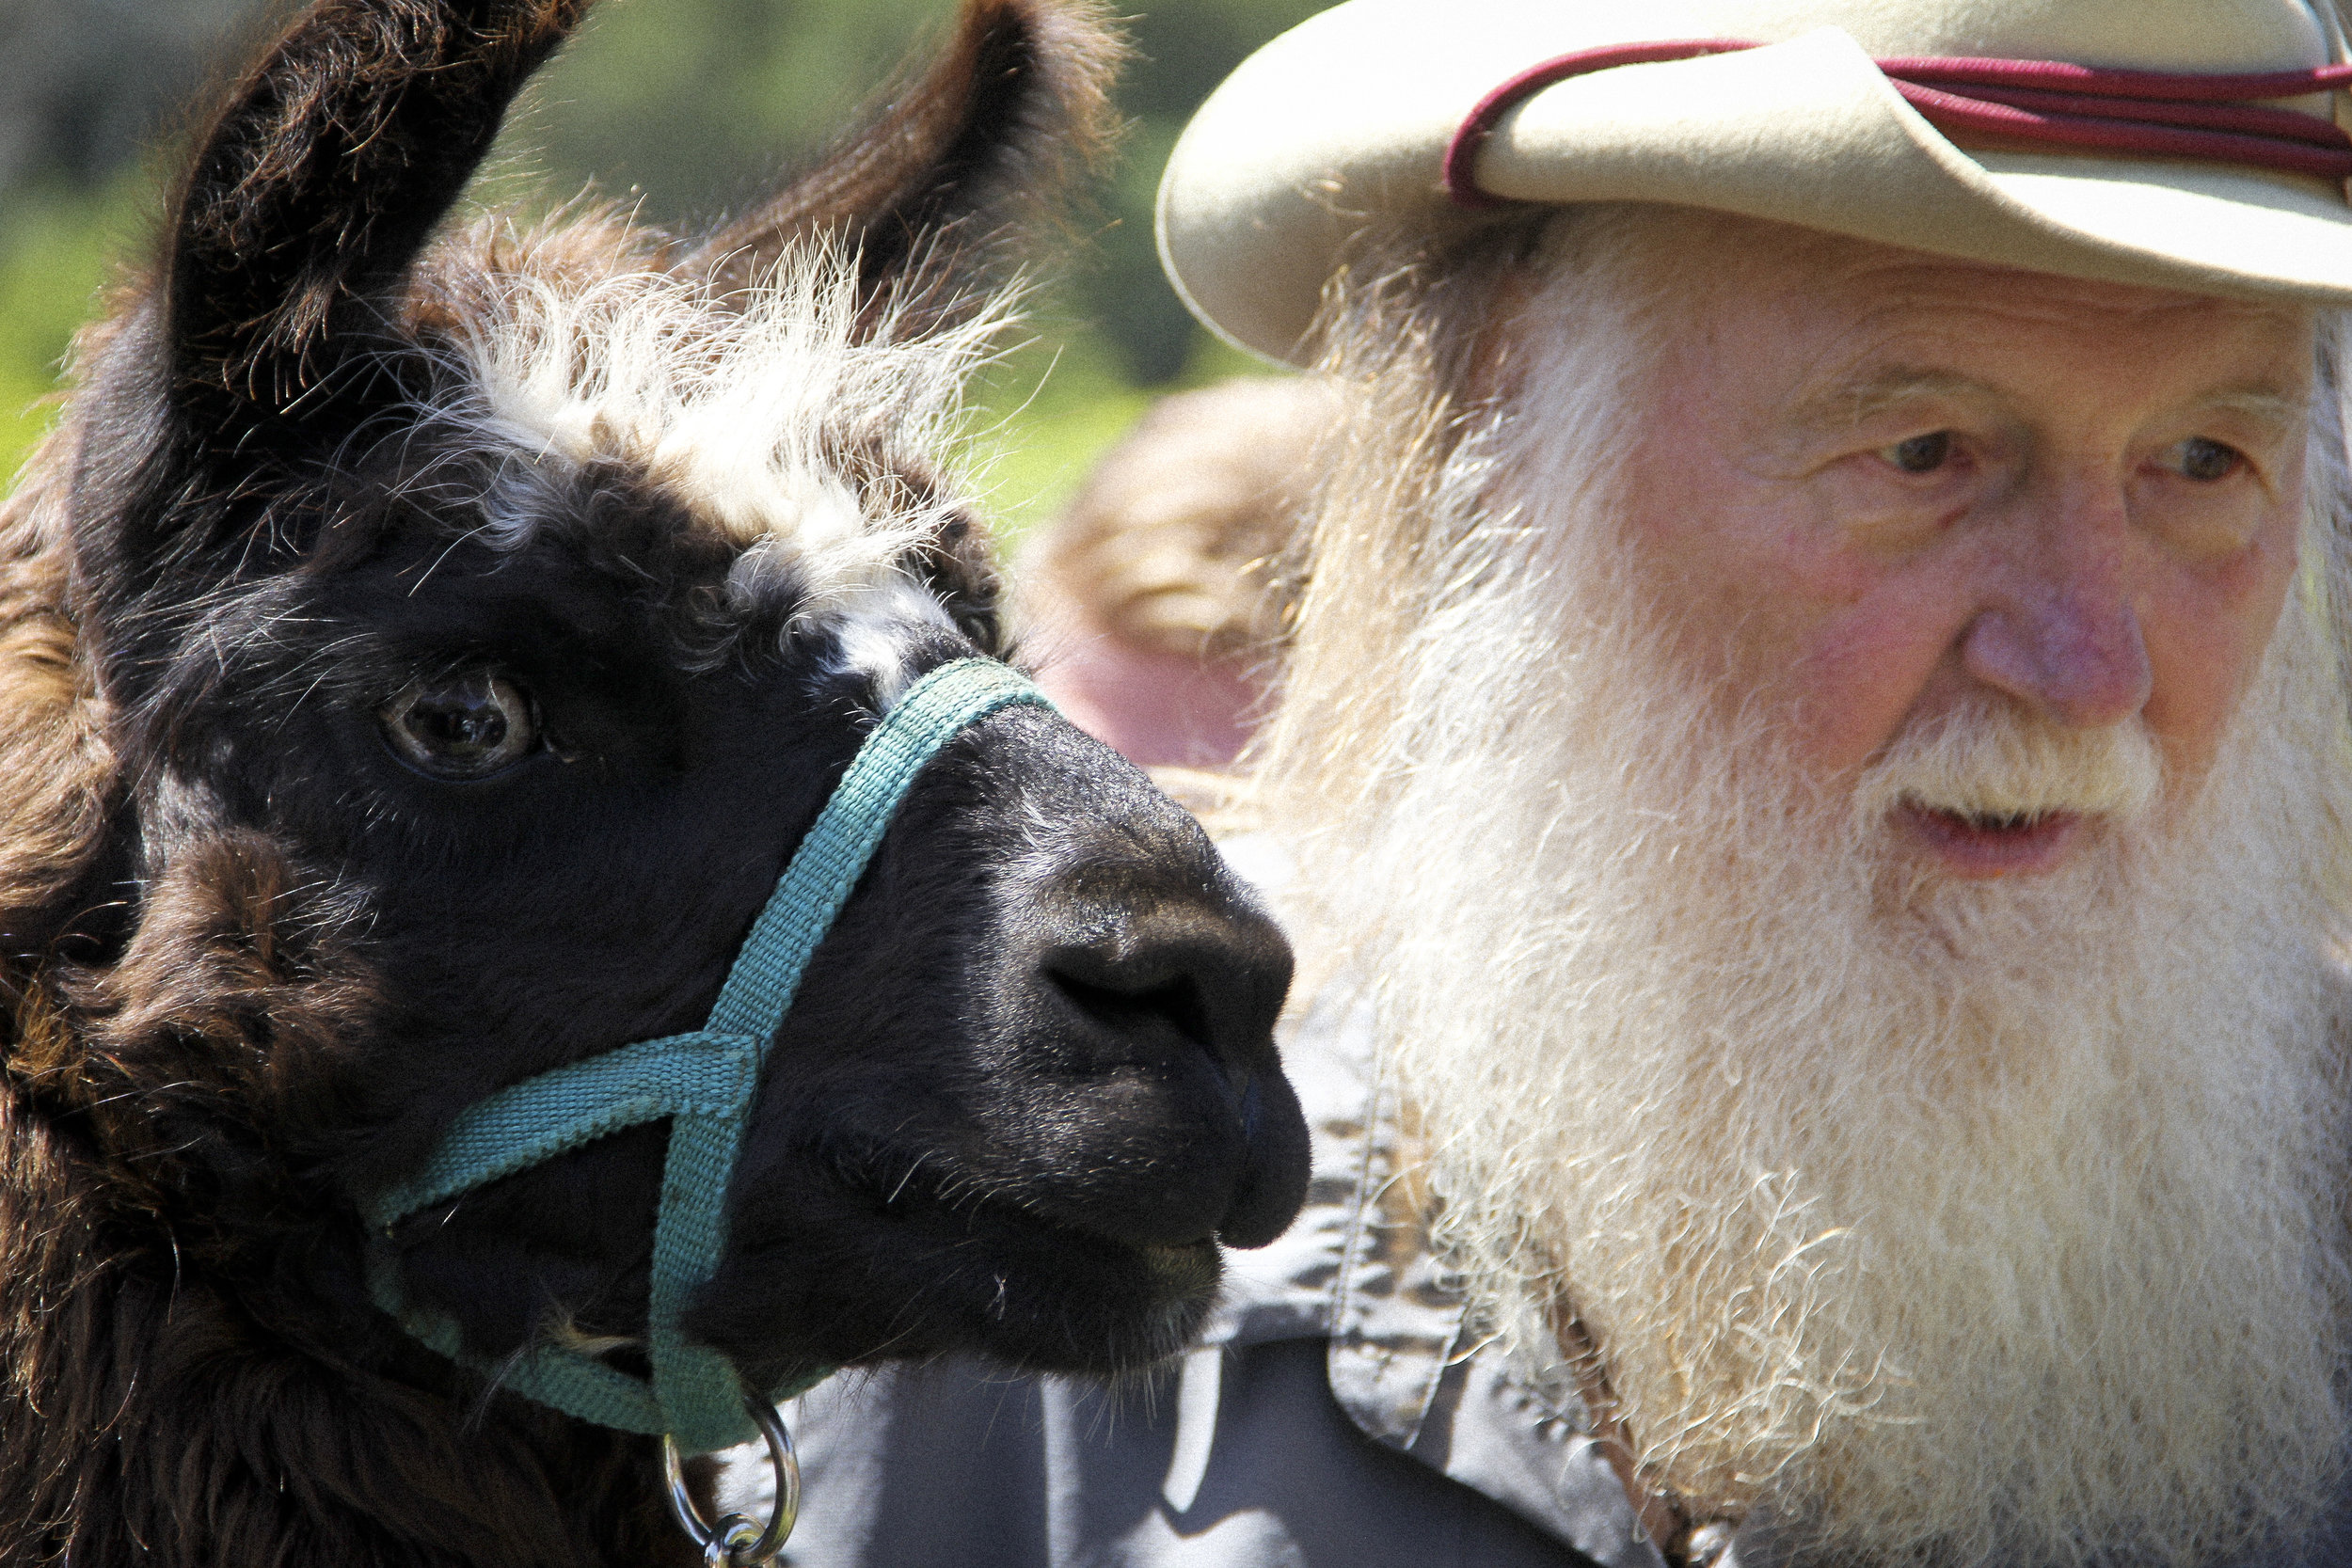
[167, 0, 590, 413]
[681, 0, 1123, 317]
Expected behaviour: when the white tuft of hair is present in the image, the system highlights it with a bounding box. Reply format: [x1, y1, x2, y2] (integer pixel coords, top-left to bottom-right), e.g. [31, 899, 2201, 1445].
[442, 236, 1014, 630]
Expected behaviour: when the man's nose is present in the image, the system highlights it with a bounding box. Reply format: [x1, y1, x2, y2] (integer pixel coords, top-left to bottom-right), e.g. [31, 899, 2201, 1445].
[1958, 481, 2154, 728]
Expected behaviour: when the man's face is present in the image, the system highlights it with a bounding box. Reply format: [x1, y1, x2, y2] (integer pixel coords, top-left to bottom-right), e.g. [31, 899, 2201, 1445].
[1273, 206, 2352, 1561]
[1618, 236, 2317, 878]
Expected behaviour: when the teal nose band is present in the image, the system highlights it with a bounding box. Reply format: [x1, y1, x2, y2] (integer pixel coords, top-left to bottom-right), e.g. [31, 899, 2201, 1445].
[364, 657, 1053, 1455]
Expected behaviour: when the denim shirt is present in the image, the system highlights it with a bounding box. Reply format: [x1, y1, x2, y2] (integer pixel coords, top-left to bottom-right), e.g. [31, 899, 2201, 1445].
[719, 976, 1668, 1568]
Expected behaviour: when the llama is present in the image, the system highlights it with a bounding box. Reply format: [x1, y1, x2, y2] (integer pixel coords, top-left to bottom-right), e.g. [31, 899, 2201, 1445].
[0, 1, 1311, 1563]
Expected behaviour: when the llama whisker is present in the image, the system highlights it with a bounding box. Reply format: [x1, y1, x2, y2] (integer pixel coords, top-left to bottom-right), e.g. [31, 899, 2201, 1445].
[405, 520, 500, 597]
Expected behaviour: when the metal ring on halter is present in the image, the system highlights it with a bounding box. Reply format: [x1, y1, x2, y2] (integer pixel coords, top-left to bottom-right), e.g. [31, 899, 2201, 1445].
[661, 1397, 800, 1567]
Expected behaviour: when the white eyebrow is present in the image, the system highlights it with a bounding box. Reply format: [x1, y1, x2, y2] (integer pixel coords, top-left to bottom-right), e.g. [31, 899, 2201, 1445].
[1788, 370, 1990, 433]
[1785, 371, 2308, 436]
[2192, 388, 2309, 428]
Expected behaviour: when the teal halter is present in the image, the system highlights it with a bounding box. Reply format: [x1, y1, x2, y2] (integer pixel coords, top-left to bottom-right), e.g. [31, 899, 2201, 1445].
[364, 658, 1052, 1456]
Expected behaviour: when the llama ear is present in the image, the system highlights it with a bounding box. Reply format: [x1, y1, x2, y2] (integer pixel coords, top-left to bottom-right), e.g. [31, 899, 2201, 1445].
[683, 0, 1123, 312]
[167, 0, 590, 411]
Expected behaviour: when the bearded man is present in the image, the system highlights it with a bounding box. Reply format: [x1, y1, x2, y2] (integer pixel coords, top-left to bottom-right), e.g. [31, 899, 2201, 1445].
[741, 2, 2352, 1565]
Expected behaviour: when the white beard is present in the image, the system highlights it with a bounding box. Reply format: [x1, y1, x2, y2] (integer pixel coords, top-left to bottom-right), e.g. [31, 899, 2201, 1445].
[1278, 316, 2352, 1565]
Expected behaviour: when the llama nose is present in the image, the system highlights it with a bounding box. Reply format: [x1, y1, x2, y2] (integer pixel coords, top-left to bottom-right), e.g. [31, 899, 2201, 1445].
[1041, 898, 1288, 1080]
[1031, 878, 1307, 1249]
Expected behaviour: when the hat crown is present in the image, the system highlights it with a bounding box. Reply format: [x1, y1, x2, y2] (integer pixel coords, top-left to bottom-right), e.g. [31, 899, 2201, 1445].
[1157, 0, 2352, 366]
[1704, 0, 2332, 74]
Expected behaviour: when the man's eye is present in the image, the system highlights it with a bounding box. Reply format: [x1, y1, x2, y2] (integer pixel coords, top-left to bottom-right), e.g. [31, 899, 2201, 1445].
[1881, 432, 1951, 474]
[2173, 436, 2244, 483]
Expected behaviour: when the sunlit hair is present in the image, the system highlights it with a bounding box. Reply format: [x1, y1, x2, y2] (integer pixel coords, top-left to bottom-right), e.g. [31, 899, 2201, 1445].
[1257, 203, 2352, 1567]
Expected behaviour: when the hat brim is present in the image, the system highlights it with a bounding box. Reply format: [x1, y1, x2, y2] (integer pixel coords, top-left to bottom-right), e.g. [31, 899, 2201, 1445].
[1158, 17, 2352, 367]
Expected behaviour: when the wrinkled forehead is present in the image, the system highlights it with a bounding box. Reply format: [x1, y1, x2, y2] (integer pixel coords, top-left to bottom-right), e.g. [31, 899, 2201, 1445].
[1508, 205, 2325, 424]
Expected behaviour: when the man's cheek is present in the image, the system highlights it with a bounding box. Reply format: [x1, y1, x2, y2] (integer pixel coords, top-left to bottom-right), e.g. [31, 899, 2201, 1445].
[2134, 535, 2300, 777]
[1748, 582, 1966, 780]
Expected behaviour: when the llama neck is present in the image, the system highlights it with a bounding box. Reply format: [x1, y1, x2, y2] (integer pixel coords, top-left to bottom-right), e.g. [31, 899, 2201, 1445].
[0, 1057, 696, 1568]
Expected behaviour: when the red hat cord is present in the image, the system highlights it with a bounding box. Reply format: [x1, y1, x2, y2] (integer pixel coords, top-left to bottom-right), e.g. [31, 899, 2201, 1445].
[1444, 39, 2352, 209]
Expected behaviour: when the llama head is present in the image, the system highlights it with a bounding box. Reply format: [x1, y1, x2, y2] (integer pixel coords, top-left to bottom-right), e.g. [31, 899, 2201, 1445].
[5, 0, 1307, 1410]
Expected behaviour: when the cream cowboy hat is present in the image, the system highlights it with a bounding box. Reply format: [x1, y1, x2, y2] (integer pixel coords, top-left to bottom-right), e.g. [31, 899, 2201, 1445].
[1156, 0, 2352, 367]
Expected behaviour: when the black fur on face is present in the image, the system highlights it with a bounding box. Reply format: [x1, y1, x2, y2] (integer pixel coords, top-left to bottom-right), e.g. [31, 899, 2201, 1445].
[0, 2, 1306, 1562]
[77, 370, 1301, 1383]
[63, 7, 1309, 1384]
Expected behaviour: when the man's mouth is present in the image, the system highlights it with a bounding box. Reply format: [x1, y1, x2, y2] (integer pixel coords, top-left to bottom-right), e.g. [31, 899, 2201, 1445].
[1899, 802, 2086, 877]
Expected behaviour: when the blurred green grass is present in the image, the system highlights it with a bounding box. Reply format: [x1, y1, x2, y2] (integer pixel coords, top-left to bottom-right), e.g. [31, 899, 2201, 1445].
[0, 0, 1314, 555]
[0, 181, 148, 487]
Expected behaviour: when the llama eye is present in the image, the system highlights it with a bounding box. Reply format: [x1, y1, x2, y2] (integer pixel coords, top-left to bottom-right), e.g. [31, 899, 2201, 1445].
[379, 673, 537, 779]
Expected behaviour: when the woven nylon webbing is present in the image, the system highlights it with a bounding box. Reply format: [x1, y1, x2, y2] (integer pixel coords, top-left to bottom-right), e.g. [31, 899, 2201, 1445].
[365, 658, 1051, 1454]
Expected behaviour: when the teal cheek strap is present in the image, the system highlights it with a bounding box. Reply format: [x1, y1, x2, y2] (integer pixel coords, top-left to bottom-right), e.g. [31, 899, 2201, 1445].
[362, 658, 1052, 1460]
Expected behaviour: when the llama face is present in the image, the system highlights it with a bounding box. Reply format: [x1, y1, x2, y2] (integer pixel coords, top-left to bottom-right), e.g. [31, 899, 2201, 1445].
[25, 0, 1306, 1416]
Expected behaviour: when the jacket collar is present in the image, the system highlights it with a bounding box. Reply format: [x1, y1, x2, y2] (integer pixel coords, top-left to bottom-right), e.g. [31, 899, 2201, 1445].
[1200, 974, 1669, 1567]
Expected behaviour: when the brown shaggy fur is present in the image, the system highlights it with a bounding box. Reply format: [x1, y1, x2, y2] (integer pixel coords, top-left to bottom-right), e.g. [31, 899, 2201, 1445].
[0, 356, 697, 1568]
[0, 450, 687, 1557]
[0, 429, 114, 956]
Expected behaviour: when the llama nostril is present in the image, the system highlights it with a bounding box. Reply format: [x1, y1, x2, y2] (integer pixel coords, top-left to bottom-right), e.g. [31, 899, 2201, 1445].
[1039, 920, 1281, 1092]
[1048, 968, 1217, 1061]
[1012, 812, 1304, 1251]
[1032, 914, 1308, 1251]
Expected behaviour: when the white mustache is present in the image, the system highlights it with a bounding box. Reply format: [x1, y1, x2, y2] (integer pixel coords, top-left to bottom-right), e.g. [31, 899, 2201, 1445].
[1852, 704, 2166, 827]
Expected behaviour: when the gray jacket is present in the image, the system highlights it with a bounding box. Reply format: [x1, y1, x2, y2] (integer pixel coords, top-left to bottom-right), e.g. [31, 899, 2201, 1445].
[722, 982, 1665, 1568]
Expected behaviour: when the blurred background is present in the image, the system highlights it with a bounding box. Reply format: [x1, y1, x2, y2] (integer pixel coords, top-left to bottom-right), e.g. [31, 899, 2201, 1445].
[0, 0, 1320, 549]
